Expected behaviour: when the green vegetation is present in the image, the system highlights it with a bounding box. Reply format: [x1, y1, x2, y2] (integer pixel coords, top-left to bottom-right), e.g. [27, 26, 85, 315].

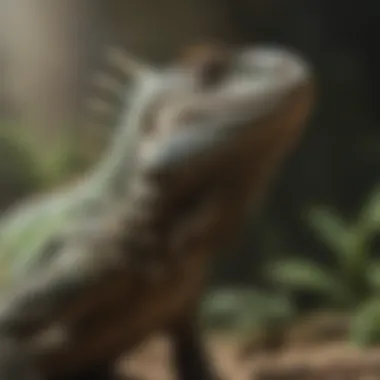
[200, 186, 380, 348]
[200, 287, 294, 333]
[200, 287, 294, 349]
[0, 123, 96, 193]
[268, 185, 380, 346]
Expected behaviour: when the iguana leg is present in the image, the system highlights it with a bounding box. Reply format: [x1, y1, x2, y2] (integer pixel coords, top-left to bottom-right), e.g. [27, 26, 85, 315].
[170, 317, 219, 380]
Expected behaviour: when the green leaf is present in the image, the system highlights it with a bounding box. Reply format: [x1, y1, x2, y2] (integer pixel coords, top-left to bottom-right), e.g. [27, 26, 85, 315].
[359, 185, 380, 231]
[366, 261, 380, 292]
[307, 206, 364, 273]
[267, 259, 349, 305]
[350, 297, 380, 347]
[200, 288, 294, 333]
[200, 288, 256, 331]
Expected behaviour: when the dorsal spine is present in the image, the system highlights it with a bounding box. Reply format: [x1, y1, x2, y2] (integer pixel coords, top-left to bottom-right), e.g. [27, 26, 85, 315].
[76, 46, 146, 199]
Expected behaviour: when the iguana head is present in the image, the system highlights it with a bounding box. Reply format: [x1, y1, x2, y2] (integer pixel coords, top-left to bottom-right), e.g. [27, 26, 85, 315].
[110, 43, 314, 259]
[121, 44, 313, 201]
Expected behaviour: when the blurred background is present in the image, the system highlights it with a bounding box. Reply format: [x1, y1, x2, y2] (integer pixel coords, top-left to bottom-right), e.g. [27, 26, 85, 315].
[1, 0, 380, 374]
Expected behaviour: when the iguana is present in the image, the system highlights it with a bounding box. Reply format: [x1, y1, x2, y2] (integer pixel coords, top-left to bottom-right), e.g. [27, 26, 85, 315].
[0, 44, 314, 380]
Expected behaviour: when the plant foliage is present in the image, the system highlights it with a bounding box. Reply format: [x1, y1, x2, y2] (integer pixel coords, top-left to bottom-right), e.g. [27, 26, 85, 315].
[267, 185, 380, 346]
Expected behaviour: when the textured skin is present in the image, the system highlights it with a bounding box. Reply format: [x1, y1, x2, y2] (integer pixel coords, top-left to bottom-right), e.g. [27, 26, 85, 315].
[0, 44, 314, 380]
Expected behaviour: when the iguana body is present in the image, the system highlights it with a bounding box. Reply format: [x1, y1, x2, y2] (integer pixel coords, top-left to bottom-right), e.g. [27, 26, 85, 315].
[0, 44, 314, 380]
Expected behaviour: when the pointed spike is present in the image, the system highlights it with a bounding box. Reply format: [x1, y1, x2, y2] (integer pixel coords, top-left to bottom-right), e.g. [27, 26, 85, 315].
[84, 97, 116, 115]
[104, 45, 153, 79]
[91, 72, 124, 95]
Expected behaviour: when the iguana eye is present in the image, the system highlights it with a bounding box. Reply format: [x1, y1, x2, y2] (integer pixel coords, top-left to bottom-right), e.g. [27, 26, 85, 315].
[181, 45, 232, 90]
[196, 55, 230, 89]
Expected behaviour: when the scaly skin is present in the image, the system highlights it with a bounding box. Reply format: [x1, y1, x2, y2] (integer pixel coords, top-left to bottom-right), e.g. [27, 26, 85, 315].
[0, 44, 314, 380]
